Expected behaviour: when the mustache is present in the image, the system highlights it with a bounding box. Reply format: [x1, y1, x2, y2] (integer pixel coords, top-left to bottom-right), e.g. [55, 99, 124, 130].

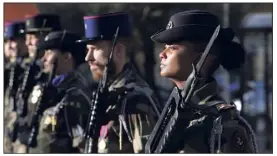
[88, 61, 104, 67]
[88, 60, 116, 74]
[8, 47, 17, 51]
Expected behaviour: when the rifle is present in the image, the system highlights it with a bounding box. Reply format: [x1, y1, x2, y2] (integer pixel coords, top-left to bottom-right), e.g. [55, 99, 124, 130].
[16, 19, 48, 117]
[84, 26, 120, 153]
[5, 59, 25, 142]
[5, 59, 24, 113]
[145, 25, 221, 153]
[26, 58, 57, 152]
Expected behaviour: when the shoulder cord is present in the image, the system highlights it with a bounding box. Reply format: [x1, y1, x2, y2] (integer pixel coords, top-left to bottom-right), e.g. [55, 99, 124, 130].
[210, 116, 223, 153]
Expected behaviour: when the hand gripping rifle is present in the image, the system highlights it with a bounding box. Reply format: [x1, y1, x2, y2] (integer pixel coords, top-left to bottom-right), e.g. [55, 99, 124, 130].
[84, 27, 120, 153]
[16, 19, 48, 117]
[145, 25, 221, 153]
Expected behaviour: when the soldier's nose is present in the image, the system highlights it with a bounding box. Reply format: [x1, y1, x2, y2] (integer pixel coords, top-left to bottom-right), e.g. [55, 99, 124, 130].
[159, 51, 167, 60]
[8, 44, 12, 49]
[85, 50, 93, 62]
[25, 39, 31, 46]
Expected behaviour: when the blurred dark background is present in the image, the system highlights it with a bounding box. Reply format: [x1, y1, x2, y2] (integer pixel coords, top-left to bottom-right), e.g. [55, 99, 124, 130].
[4, 3, 273, 153]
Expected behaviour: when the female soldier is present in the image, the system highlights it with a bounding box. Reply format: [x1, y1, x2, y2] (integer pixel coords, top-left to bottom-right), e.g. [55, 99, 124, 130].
[146, 10, 257, 153]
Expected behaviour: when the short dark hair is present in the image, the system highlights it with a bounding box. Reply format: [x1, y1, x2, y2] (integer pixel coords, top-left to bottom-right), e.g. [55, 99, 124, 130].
[118, 37, 133, 58]
[60, 42, 86, 67]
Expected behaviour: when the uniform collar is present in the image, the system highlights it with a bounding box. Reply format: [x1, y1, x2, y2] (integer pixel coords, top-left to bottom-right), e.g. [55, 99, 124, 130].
[108, 62, 135, 91]
[52, 74, 68, 86]
[181, 77, 223, 109]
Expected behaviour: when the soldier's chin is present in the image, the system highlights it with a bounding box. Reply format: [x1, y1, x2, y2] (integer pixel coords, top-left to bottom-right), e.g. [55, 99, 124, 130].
[28, 51, 36, 58]
[160, 70, 169, 77]
[92, 70, 103, 81]
[42, 68, 52, 74]
[160, 70, 175, 78]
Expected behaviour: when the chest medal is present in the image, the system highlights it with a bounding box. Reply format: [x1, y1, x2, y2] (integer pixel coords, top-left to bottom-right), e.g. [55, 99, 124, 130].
[98, 138, 107, 150]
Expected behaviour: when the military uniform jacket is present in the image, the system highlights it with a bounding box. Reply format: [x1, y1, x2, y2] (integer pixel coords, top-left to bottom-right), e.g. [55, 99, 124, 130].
[4, 57, 12, 90]
[18, 57, 44, 91]
[15, 57, 46, 118]
[29, 63, 96, 153]
[83, 63, 161, 153]
[167, 79, 257, 153]
[5, 57, 25, 115]
[14, 57, 49, 146]
[4, 58, 27, 143]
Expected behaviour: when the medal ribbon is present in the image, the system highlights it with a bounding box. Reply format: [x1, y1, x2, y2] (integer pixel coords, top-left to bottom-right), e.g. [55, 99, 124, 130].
[100, 125, 108, 139]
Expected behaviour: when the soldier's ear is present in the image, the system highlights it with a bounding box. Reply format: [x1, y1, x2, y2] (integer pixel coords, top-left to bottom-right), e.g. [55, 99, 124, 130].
[114, 43, 124, 59]
[63, 52, 72, 61]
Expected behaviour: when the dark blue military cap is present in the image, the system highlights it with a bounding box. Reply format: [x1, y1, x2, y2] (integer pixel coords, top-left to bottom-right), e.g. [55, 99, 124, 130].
[82, 12, 132, 42]
[151, 10, 235, 44]
[25, 14, 61, 33]
[39, 30, 83, 51]
[4, 21, 25, 39]
[39, 30, 86, 64]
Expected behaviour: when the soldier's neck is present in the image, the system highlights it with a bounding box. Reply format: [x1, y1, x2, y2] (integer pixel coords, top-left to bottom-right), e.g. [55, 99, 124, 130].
[10, 56, 17, 63]
[29, 51, 36, 59]
[173, 80, 185, 89]
[59, 65, 74, 76]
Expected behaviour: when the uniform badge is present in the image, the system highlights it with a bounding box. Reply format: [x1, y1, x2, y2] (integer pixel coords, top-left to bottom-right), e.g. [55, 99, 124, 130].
[26, 20, 30, 26]
[51, 116, 57, 132]
[44, 115, 52, 125]
[233, 132, 245, 151]
[42, 115, 57, 132]
[31, 96, 38, 104]
[98, 125, 109, 151]
[20, 29, 24, 33]
[98, 138, 107, 150]
[45, 35, 49, 41]
[166, 21, 173, 29]
[30, 85, 42, 104]
[41, 107, 58, 132]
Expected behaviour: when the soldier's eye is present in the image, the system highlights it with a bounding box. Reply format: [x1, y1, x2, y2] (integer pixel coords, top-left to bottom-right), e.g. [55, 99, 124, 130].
[169, 46, 178, 50]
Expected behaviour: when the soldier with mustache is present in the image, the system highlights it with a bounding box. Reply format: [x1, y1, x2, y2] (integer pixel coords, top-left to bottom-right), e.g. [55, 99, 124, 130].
[80, 12, 161, 153]
[13, 14, 62, 153]
[27, 30, 96, 153]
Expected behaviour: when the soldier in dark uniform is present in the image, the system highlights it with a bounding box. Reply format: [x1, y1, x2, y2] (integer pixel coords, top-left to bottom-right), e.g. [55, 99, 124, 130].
[28, 31, 95, 153]
[146, 10, 257, 153]
[4, 21, 27, 90]
[80, 12, 161, 153]
[4, 20, 27, 153]
[13, 14, 62, 153]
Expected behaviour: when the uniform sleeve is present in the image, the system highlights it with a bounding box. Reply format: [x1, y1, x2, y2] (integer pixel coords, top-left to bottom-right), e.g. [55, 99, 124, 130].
[219, 119, 256, 153]
[29, 106, 75, 153]
[29, 91, 90, 153]
[123, 95, 159, 153]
